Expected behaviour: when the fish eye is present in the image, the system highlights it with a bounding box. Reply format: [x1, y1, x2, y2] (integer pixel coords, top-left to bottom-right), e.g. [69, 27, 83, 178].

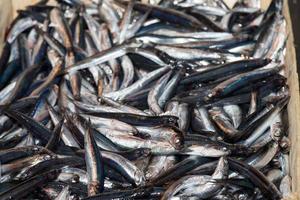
[168, 118, 176, 123]
[72, 175, 80, 183]
[33, 147, 39, 151]
[35, 139, 41, 145]
[21, 173, 28, 179]
[238, 193, 248, 200]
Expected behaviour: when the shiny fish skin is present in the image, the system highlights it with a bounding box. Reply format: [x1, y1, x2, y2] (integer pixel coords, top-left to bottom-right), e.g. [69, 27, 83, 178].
[104, 66, 170, 101]
[181, 58, 271, 85]
[101, 151, 146, 186]
[209, 106, 240, 140]
[0, 170, 59, 200]
[145, 155, 176, 181]
[192, 106, 217, 134]
[84, 126, 105, 196]
[4, 108, 53, 145]
[223, 104, 242, 129]
[178, 157, 228, 198]
[116, 0, 206, 30]
[161, 157, 228, 200]
[148, 71, 173, 114]
[0, 0, 291, 199]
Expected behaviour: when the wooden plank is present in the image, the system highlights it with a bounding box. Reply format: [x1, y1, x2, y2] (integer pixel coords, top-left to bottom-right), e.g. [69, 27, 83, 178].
[0, 0, 12, 54]
[283, 0, 300, 199]
[0, 0, 299, 198]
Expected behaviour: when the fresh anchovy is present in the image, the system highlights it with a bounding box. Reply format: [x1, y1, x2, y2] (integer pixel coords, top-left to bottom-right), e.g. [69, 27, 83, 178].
[51, 7, 81, 100]
[84, 125, 105, 196]
[4, 108, 53, 145]
[161, 175, 212, 200]
[2, 62, 43, 104]
[207, 65, 282, 100]
[118, 0, 135, 44]
[150, 156, 211, 186]
[116, 1, 206, 30]
[83, 112, 178, 126]
[34, 26, 66, 57]
[81, 187, 164, 200]
[161, 157, 228, 200]
[180, 157, 228, 198]
[246, 141, 279, 169]
[0, 0, 291, 199]
[101, 151, 146, 186]
[47, 103, 81, 148]
[0, 146, 52, 164]
[99, 96, 148, 115]
[136, 125, 183, 148]
[241, 98, 288, 146]
[120, 56, 135, 88]
[253, 14, 281, 58]
[148, 70, 172, 114]
[228, 157, 282, 200]
[158, 69, 184, 108]
[0, 170, 58, 200]
[64, 43, 130, 74]
[181, 58, 271, 85]
[104, 66, 170, 101]
[30, 52, 63, 96]
[7, 17, 37, 44]
[83, 12, 102, 51]
[140, 28, 233, 40]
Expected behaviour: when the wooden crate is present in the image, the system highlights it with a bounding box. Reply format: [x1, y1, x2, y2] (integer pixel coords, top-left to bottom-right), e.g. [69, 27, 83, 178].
[0, 0, 299, 199]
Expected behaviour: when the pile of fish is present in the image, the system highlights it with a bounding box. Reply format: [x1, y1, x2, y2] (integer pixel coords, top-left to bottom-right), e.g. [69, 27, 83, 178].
[0, 0, 292, 199]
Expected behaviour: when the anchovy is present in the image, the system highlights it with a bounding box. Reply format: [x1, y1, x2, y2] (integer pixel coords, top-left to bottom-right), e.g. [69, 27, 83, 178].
[228, 157, 282, 200]
[161, 157, 228, 199]
[4, 108, 53, 145]
[147, 71, 172, 114]
[84, 125, 105, 196]
[101, 151, 146, 186]
[116, 1, 206, 30]
[82, 112, 178, 126]
[0, 170, 58, 200]
[0, 0, 291, 199]
[7, 17, 37, 44]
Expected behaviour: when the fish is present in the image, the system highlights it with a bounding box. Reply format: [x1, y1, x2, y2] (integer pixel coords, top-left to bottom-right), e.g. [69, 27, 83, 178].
[161, 157, 228, 200]
[84, 124, 105, 196]
[0, 0, 291, 199]
[0, 170, 59, 200]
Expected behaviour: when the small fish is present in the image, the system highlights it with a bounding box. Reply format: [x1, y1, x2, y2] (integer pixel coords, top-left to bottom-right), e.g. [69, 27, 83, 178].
[0, 0, 291, 199]
[84, 124, 105, 196]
